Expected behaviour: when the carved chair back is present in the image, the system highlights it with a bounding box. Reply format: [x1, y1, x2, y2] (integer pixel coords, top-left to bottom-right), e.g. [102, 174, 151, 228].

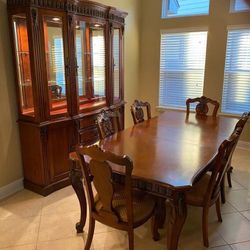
[130, 100, 151, 124]
[96, 109, 121, 139]
[76, 145, 134, 227]
[186, 96, 220, 117]
[199, 127, 241, 203]
[228, 111, 250, 163]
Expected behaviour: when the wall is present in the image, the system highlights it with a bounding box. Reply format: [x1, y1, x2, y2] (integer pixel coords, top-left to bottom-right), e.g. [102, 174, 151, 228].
[139, 0, 250, 141]
[0, 0, 23, 188]
[0, 0, 141, 188]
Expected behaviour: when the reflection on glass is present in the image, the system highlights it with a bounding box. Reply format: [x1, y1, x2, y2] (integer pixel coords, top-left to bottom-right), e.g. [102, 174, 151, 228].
[13, 14, 34, 117]
[113, 29, 120, 102]
[43, 16, 68, 116]
[75, 21, 106, 110]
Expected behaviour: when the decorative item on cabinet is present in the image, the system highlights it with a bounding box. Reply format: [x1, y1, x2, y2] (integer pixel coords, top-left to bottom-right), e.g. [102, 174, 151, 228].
[7, 0, 127, 196]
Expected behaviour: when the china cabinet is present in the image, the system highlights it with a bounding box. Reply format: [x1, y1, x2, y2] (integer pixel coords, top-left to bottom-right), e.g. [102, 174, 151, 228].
[7, 0, 127, 195]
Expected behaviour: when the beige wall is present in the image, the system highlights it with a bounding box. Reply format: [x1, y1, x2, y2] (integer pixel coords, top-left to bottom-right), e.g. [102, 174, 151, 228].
[139, 0, 250, 141]
[0, 0, 141, 187]
[0, 0, 23, 187]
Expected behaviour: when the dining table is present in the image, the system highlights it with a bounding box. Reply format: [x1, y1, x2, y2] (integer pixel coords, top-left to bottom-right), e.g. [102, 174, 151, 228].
[69, 110, 239, 250]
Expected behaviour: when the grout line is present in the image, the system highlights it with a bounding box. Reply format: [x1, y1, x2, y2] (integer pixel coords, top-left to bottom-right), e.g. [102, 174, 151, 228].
[33, 235, 84, 245]
[209, 245, 232, 250]
[230, 239, 250, 247]
[0, 243, 36, 250]
[35, 211, 42, 250]
[239, 211, 250, 222]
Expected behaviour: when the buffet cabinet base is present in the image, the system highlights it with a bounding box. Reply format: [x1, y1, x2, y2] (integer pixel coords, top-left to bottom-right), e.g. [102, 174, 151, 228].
[19, 120, 73, 196]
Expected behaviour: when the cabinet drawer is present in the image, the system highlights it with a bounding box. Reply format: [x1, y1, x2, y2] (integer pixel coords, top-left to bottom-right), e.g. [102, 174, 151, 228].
[79, 126, 99, 146]
[79, 115, 97, 129]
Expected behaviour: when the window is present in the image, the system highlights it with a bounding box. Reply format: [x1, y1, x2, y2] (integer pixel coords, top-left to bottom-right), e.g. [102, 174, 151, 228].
[53, 38, 66, 95]
[162, 0, 210, 18]
[159, 30, 208, 109]
[222, 28, 250, 115]
[230, 0, 250, 12]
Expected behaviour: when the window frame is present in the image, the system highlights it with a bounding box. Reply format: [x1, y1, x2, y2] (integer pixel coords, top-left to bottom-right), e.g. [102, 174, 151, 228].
[161, 0, 211, 19]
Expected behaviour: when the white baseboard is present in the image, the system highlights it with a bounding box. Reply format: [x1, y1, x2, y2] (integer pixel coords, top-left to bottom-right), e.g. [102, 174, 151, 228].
[0, 178, 24, 200]
[238, 140, 250, 150]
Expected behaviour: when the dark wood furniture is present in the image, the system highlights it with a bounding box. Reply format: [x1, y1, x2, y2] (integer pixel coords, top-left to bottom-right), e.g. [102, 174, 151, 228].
[186, 127, 241, 247]
[130, 100, 151, 124]
[70, 110, 239, 250]
[7, 0, 127, 195]
[96, 109, 121, 139]
[76, 145, 156, 250]
[186, 96, 220, 117]
[221, 111, 250, 203]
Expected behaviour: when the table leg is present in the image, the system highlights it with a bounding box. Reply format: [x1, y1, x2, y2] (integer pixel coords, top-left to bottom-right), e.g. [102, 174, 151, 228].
[69, 160, 87, 233]
[151, 197, 166, 241]
[167, 192, 187, 250]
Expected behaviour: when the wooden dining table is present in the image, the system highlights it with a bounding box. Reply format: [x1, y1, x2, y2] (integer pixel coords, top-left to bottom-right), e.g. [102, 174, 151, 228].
[69, 110, 238, 250]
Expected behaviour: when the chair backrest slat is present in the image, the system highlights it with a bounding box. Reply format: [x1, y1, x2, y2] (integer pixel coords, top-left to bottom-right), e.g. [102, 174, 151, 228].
[76, 145, 134, 225]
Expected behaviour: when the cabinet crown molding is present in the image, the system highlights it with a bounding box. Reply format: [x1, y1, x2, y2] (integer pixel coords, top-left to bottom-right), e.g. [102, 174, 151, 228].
[7, 0, 127, 24]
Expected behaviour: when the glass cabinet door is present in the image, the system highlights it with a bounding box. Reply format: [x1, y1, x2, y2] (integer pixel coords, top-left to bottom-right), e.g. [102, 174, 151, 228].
[12, 14, 34, 117]
[113, 28, 121, 103]
[75, 20, 106, 111]
[43, 16, 68, 117]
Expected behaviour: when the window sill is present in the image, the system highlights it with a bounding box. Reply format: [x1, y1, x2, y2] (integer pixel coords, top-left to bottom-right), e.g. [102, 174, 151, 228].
[156, 106, 187, 112]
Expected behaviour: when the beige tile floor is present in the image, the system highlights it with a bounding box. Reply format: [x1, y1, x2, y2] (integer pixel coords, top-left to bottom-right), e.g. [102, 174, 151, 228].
[0, 147, 249, 250]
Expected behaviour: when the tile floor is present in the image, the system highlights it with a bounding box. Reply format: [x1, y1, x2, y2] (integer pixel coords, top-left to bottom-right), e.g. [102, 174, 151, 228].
[0, 147, 249, 250]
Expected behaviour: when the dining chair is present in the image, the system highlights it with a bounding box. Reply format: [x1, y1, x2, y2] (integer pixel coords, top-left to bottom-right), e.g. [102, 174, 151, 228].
[221, 111, 250, 203]
[130, 100, 151, 124]
[96, 109, 121, 139]
[185, 127, 241, 247]
[76, 144, 156, 250]
[186, 96, 220, 117]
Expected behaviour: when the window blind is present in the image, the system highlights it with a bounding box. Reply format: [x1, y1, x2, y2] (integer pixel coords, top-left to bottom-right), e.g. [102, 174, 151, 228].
[113, 29, 120, 100]
[162, 0, 210, 18]
[222, 28, 250, 115]
[76, 33, 85, 96]
[53, 37, 66, 94]
[91, 29, 105, 97]
[159, 30, 207, 109]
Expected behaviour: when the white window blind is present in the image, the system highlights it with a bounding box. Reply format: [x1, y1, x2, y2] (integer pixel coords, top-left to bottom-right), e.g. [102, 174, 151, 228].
[162, 0, 210, 18]
[159, 30, 207, 109]
[231, 0, 250, 12]
[53, 38, 66, 94]
[113, 29, 120, 100]
[222, 28, 250, 115]
[76, 32, 85, 96]
[91, 29, 105, 97]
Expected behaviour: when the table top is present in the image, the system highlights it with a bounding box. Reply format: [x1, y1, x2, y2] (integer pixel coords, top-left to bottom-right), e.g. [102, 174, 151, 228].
[99, 110, 238, 190]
